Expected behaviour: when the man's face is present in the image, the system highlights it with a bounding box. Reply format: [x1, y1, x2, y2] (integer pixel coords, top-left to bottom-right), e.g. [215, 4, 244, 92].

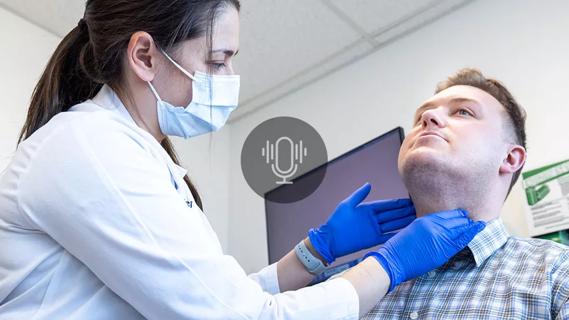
[398, 85, 511, 188]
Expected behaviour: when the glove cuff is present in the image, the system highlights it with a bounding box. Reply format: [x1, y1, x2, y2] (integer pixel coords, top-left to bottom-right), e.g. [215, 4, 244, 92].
[307, 228, 335, 264]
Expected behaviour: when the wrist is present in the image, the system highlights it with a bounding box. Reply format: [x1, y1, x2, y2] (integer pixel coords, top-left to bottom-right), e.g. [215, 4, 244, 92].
[364, 250, 398, 292]
[303, 238, 328, 266]
[295, 239, 327, 275]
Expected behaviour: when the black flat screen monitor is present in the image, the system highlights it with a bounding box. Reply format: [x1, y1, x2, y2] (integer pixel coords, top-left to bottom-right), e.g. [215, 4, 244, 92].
[265, 127, 409, 275]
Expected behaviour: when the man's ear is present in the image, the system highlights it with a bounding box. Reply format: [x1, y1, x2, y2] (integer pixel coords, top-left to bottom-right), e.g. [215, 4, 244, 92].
[126, 31, 159, 82]
[499, 144, 527, 175]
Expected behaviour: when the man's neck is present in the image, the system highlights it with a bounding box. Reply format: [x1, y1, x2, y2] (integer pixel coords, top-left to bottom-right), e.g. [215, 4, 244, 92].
[406, 177, 504, 222]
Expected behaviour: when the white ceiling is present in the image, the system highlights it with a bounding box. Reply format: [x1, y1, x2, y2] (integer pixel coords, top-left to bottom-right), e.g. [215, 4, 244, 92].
[0, 0, 472, 123]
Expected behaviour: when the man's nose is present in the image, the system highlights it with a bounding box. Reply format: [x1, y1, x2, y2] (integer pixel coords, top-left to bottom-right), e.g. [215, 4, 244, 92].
[421, 108, 445, 129]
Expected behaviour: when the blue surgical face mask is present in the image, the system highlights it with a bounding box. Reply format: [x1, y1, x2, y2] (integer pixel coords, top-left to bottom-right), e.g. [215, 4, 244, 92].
[147, 50, 240, 138]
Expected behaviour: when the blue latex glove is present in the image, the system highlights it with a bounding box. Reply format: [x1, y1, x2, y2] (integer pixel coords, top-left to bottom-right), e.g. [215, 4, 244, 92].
[308, 183, 416, 264]
[365, 209, 485, 292]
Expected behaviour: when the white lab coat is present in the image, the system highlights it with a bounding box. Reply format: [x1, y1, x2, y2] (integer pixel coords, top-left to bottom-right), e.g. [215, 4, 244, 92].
[0, 85, 359, 319]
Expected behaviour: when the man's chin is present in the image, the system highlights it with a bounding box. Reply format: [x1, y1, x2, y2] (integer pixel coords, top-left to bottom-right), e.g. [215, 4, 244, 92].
[400, 149, 450, 179]
[403, 147, 446, 165]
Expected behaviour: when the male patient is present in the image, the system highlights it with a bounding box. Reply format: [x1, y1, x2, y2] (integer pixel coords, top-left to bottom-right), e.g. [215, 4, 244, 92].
[364, 69, 569, 319]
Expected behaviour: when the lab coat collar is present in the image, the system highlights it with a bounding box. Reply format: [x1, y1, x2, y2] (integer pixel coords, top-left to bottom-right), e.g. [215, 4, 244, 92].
[91, 84, 138, 128]
[466, 218, 509, 267]
[169, 155, 189, 179]
[90, 84, 188, 181]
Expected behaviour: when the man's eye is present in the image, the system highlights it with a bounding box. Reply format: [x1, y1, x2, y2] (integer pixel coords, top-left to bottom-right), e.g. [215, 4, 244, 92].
[457, 108, 473, 117]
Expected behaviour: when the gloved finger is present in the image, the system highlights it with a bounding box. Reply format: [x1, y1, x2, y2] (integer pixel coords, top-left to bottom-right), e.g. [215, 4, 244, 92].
[379, 214, 416, 233]
[448, 220, 486, 241]
[429, 208, 469, 220]
[453, 221, 486, 248]
[361, 198, 413, 212]
[372, 205, 416, 223]
[346, 182, 372, 207]
[435, 215, 473, 229]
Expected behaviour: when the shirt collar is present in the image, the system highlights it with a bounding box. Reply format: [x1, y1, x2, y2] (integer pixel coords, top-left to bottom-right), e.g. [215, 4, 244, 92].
[465, 218, 509, 267]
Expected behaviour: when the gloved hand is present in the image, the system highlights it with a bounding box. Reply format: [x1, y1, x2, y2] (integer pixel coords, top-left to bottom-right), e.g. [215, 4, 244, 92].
[308, 182, 416, 265]
[365, 209, 485, 292]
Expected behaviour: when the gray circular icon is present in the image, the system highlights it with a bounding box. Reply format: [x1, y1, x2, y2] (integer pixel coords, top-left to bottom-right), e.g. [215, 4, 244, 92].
[241, 117, 328, 203]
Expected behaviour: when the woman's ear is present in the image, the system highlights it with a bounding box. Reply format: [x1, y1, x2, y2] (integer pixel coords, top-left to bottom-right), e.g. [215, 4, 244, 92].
[126, 31, 158, 82]
[499, 144, 527, 175]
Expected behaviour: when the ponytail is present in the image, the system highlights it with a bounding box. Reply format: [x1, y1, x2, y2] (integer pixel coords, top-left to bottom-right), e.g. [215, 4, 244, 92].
[19, 20, 100, 143]
[18, 16, 204, 211]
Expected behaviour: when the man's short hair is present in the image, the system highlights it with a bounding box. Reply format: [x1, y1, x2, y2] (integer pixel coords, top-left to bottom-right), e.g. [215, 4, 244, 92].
[435, 68, 526, 195]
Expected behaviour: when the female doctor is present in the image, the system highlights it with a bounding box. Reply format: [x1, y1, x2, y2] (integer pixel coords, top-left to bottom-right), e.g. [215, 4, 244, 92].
[0, 0, 485, 319]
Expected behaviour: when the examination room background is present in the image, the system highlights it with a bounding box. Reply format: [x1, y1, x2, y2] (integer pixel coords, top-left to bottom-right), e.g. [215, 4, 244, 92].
[1, 0, 568, 273]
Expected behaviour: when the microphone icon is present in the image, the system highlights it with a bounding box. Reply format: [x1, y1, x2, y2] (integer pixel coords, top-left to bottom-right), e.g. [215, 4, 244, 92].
[261, 136, 308, 184]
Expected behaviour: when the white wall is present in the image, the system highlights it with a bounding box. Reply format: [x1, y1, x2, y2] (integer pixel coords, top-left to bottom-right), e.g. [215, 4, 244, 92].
[0, 7, 60, 170]
[227, 0, 569, 273]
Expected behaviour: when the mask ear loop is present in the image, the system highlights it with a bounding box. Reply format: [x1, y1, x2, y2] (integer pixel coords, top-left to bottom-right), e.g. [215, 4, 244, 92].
[147, 81, 162, 101]
[159, 48, 197, 81]
[148, 48, 198, 102]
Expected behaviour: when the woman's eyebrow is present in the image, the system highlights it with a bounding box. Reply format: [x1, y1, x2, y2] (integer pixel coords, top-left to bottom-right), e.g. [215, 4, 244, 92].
[211, 49, 239, 57]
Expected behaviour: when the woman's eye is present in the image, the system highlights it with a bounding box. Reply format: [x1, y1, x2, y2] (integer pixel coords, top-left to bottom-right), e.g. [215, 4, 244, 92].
[210, 62, 226, 71]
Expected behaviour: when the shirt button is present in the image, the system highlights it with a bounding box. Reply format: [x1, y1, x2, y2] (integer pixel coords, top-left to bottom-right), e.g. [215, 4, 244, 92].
[410, 311, 419, 319]
[428, 271, 436, 278]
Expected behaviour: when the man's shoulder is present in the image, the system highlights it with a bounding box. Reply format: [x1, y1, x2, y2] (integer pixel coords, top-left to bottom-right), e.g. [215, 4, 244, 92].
[501, 236, 569, 265]
[507, 236, 569, 251]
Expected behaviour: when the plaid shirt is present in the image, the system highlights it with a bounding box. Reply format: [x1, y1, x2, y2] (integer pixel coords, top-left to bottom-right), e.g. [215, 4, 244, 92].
[363, 219, 569, 319]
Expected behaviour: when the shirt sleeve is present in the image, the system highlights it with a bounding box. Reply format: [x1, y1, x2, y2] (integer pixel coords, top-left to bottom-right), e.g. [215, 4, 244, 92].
[16, 115, 359, 320]
[249, 263, 281, 295]
[551, 250, 569, 319]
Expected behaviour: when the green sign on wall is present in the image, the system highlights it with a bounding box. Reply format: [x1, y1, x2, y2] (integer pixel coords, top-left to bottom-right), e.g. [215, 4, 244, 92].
[522, 159, 569, 237]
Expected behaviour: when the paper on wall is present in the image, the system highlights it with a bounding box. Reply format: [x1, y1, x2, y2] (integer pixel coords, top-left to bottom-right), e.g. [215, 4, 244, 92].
[523, 159, 569, 236]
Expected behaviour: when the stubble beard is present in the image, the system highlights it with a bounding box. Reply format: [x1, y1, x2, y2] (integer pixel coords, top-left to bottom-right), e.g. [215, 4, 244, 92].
[400, 150, 494, 219]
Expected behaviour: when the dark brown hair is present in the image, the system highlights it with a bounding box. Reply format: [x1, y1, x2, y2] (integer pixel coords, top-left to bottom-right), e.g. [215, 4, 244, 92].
[18, 0, 241, 211]
[435, 68, 526, 194]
